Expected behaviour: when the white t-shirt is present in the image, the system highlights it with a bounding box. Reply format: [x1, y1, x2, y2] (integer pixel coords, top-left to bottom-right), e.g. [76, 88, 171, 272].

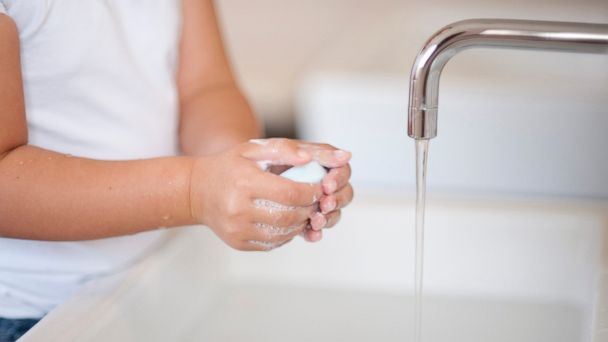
[0, 0, 182, 318]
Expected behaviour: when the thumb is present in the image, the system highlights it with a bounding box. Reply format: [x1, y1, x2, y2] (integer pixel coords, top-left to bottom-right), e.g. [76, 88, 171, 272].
[241, 138, 312, 168]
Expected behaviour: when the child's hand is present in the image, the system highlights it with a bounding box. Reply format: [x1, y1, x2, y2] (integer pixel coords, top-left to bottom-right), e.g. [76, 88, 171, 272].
[296, 143, 353, 242]
[189, 138, 351, 251]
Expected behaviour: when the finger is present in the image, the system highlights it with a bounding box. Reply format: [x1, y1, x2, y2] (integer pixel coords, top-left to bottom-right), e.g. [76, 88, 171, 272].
[311, 149, 351, 168]
[252, 204, 315, 229]
[301, 228, 323, 243]
[319, 195, 337, 214]
[298, 143, 351, 168]
[309, 212, 327, 231]
[228, 238, 272, 252]
[250, 221, 307, 244]
[320, 184, 353, 214]
[277, 237, 295, 248]
[264, 237, 296, 251]
[322, 164, 351, 195]
[244, 240, 279, 252]
[251, 171, 324, 206]
[297, 142, 336, 151]
[253, 222, 307, 239]
[246, 225, 302, 251]
[324, 210, 342, 228]
[242, 138, 312, 167]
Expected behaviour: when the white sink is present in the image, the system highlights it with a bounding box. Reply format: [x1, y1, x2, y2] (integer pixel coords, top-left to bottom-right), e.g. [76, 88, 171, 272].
[20, 193, 608, 341]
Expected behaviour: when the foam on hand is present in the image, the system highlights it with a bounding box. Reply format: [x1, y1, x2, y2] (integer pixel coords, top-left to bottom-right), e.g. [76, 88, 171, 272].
[280, 161, 327, 183]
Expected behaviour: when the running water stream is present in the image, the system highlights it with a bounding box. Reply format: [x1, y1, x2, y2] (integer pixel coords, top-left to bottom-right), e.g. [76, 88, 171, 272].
[414, 139, 429, 342]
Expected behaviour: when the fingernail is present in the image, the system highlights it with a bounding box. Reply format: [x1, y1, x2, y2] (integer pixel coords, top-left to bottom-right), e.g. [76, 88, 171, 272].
[333, 150, 350, 159]
[308, 230, 323, 242]
[325, 179, 337, 194]
[323, 197, 336, 214]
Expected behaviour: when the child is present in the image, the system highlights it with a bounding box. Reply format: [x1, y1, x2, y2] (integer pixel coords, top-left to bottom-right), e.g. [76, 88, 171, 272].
[0, 1, 353, 340]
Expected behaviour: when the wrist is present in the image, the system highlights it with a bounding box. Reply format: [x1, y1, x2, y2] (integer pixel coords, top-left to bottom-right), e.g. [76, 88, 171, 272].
[187, 155, 210, 226]
[163, 156, 199, 228]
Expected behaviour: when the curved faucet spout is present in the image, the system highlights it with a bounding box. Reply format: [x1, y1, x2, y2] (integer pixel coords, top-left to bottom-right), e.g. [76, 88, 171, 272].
[408, 19, 608, 140]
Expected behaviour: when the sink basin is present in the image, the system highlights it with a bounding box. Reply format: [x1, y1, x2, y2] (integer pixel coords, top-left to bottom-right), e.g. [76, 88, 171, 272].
[19, 192, 607, 341]
[180, 284, 582, 342]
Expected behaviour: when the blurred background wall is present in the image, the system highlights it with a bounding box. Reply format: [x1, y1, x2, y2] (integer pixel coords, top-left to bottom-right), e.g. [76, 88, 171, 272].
[215, 0, 608, 198]
[217, 0, 607, 134]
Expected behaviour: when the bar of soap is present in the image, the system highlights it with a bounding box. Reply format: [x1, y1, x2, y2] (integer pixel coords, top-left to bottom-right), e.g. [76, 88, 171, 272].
[280, 161, 327, 183]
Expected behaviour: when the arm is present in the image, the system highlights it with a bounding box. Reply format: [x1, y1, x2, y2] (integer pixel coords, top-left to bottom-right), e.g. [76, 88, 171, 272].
[175, 0, 354, 243]
[0, 14, 349, 249]
[0, 15, 195, 240]
[177, 0, 261, 156]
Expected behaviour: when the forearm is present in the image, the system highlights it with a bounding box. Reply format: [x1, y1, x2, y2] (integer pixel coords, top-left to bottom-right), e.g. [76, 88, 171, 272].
[0, 145, 196, 240]
[179, 84, 261, 156]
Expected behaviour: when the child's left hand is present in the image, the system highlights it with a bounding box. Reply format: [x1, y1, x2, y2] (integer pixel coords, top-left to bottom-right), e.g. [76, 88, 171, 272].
[260, 140, 354, 243]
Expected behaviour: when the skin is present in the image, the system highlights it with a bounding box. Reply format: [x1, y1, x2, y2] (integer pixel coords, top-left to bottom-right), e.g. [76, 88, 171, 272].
[0, 0, 353, 251]
[178, 0, 260, 155]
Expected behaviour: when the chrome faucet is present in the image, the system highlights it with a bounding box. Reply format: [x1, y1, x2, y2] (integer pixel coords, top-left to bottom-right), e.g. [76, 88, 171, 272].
[408, 19, 608, 140]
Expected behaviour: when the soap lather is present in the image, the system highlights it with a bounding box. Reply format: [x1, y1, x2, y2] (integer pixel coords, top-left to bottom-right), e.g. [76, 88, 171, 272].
[280, 161, 327, 183]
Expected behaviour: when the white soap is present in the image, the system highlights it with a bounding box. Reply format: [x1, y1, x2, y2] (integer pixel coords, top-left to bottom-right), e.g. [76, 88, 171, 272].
[280, 161, 327, 183]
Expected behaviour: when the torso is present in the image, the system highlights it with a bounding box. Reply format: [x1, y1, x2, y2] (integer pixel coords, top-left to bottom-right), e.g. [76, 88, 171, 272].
[0, 0, 182, 317]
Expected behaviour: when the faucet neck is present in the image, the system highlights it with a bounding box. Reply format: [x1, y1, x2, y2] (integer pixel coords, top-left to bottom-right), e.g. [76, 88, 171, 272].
[408, 19, 608, 140]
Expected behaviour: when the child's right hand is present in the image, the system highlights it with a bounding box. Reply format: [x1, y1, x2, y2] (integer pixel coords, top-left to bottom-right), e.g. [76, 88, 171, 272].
[189, 138, 349, 251]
